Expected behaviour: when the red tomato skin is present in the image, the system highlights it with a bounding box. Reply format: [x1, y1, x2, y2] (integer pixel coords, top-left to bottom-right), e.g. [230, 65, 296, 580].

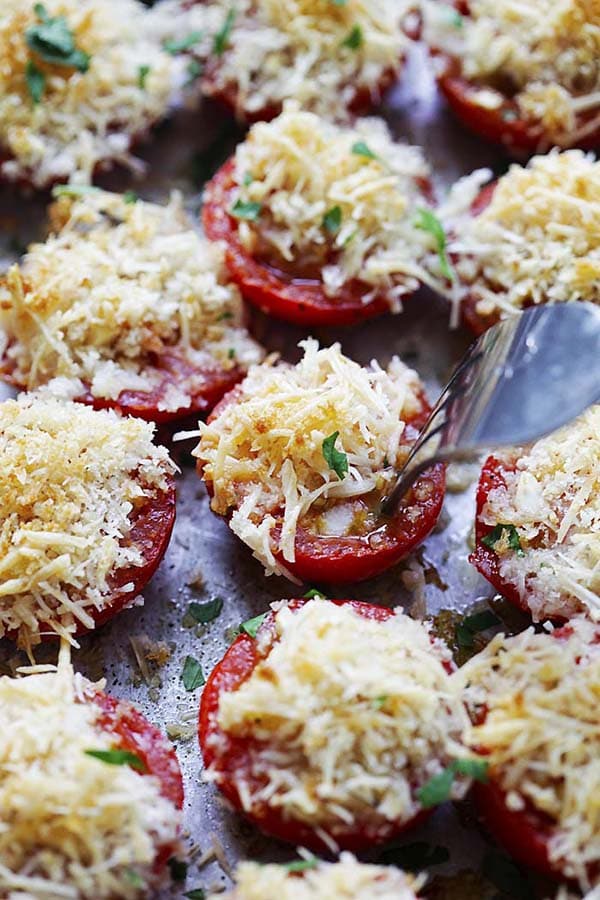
[199, 599, 431, 854]
[454, 179, 501, 336]
[91, 690, 184, 872]
[202, 159, 421, 327]
[200, 386, 445, 584]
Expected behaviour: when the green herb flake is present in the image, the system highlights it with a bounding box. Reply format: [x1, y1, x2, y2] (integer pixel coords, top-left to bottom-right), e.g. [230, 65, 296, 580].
[322, 206, 342, 234]
[322, 431, 348, 480]
[84, 748, 145, 771]
[213, 9, 235, 56]
[185, 597, 224, 626]
[185, 58, 203, 85]
[217, 310, 234, 321]
[182, 655, 205, 691]
[455, 608, 501, 650]
[240, 612, 268, 638]
[417, 758, 488, 808]
[373, 695, 388, 709]
[415, 207, 455, 282]
[452, 757, 489, 782]
[303, 588, 327, 599]
[341, 24, 363, 49]
[163, 31, 203, 55]
[138, 64, 151, 89]
[242, 172, 254, 186]
[330, 0, 347, 5]
[123, 190, 138, 204]
[481, 523, 525, 557]
[184, 891, 206, 900]
[124, 868, 144, 888]
[351, 140, 377, 160]
[230, 198, 262, 221]
[26, 5, 90, 72]
[281, 858, 319, 873]
[446, 8, 463, 28]
[168, 857, 188, 883]
[25, 60, 45, 104]
[227, 347, 236, 359]
[51, 183, 101, 198]
[380, 841, 450, 871]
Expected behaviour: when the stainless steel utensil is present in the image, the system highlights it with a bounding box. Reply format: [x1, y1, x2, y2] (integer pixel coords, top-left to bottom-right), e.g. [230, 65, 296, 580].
[382, 303, 600, 513]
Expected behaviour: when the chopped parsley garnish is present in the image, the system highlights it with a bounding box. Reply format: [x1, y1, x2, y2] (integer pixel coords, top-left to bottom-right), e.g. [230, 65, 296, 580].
[84, 748, 145, 770]
[227, 347, 236, 359]
[330, 0, 348, 5]
[182, 655, 205, 691]
[446, 8, 463, 28]
[25, 60, 45, 104]
[185, 597, 224, 626]
[417, 758, 488, 808]
[322, 205, 342, 235]
[230, 198, 262, 221]
[51, 184, 101, 198]
[380, 841, 450, 871]
[481, 523, 525, 557]
[168, 858, 188, 882]
[415, 207, 455, 282]
[123, 190, 138, 204]
[217, 310, 234, 321]
[185, 58, 203, 85]
[322, 431, 348, 480]
[184, 891, 206, 900]
[26, 4, 90, 72]
[213, 9, 235, 56]
[351, 140, 377, 160]
[163, 31, 203, 55]
[281, 857, 319, 873]
[341, 24, 363, 49]
[455, 608, 501, 650]
[303, 588, 327, 599]
[124, 868, 144, 888]
[242, 172, 254, 186]
[138, 64, 151, 89]
[373, 695, 388, 709]
[240, 612, 268, 638]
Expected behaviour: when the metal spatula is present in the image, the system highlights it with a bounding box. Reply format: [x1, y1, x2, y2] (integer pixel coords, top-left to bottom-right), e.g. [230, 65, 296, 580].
[382, 303, 600, 513]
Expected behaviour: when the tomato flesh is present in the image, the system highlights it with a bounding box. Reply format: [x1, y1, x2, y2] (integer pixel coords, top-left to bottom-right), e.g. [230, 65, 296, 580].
[198, 599, 431, 853]
[203, 159, 422, 327]
[91, 689, 184, 871]
[201, 387, 445, 584]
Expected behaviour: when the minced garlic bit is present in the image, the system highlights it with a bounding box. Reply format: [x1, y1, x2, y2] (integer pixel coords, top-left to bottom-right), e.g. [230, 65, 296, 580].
[0, 392, 176, 648]
[457, 617, 600, 890]
[446, 151, 600, 322]
[0, 657, 181, 899]
[216, 853, 423, 900]
[228, 104, 446, 305]
[422, 0, 600, 145]
[0, 0, 192, 188]
[205, 599, 470, 839]
[0, 190, 263, 410]
[195, 339, 424, 577]
[479, 405, 600, 622]
[199, 0, 411, 120]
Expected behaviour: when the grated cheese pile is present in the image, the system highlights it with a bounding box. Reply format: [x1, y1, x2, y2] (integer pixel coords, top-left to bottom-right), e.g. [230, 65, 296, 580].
[229, 104, 447, 305]
[422, 0, 600, 145]
[457, 617, 600, 890]
[205, 599, 470, 844]
[215, 853, 423, 900]
[0, 392, 176, 648]
[446, 151, 600, 322]
[479, 404, 600, 622]
[0, 655, 181, 899]
[0, 190, 263, 411]
[199, 0, 410, 120]
[194, 339, 424, 577]
[0, 0, 194, 189]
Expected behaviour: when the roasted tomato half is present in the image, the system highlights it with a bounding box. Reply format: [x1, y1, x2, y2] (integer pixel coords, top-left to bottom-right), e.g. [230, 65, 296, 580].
[199, 599, 443, 853]
[202, 159, 429, 327]
[202, 386, 445, 585]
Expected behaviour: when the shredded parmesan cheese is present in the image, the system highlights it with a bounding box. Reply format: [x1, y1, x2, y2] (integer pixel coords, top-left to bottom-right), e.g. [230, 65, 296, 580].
[198, 0, 411, 121]
[0, 656, 181, 899]
[0, 0, 194, 189]
[479, 405, 600, 622]
[194, 339, 424, 577]
[205, 599, 470, 838]
[0, 392, 176, 648]
[457, 617, 600, 890]
[227, 104, 447, 304]
[422, 0, 600, 145]
[216, 853, 423, 900]
[446, 151, 600, 322]
[0, 190, 263, 409]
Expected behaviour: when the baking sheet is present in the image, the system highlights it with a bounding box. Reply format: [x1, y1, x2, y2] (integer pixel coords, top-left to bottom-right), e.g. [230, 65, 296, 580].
[0, 41, 545, 900]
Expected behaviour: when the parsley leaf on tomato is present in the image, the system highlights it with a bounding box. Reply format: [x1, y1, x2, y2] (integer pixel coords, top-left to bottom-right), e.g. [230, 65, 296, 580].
[26, 4, 90, 72]
[84, 748, 145, 770]
[341, 25, 363, 49]
[481, 523, 525, 557]
[230, 198, 262, 221]
[415, 207, 455, 282]
[352, 141, 377, 160]
[322, 431, 348, 479]
[417, 758, 488, 808]
[213, 9, 235, 56]
[240, 612, 268, 638]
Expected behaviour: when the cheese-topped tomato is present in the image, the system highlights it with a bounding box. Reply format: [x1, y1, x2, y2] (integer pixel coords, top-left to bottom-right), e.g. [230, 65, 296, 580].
[458, 618, 600, 889]
[214, 853, 423, 900]
[199, 599, 472, 853]
[422, 0, 600, 152]
[447, 151, 600, 334]
[472, 405, 600, 623]
[0, 189, 264, 422]
[0, 393, 176, 648]
[197, 0, 411, 122]
[0, 654, 183, 898]
[0, 0, 193, 189]
[203, 105, 447, 326]
[194, 340, 445, 584]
